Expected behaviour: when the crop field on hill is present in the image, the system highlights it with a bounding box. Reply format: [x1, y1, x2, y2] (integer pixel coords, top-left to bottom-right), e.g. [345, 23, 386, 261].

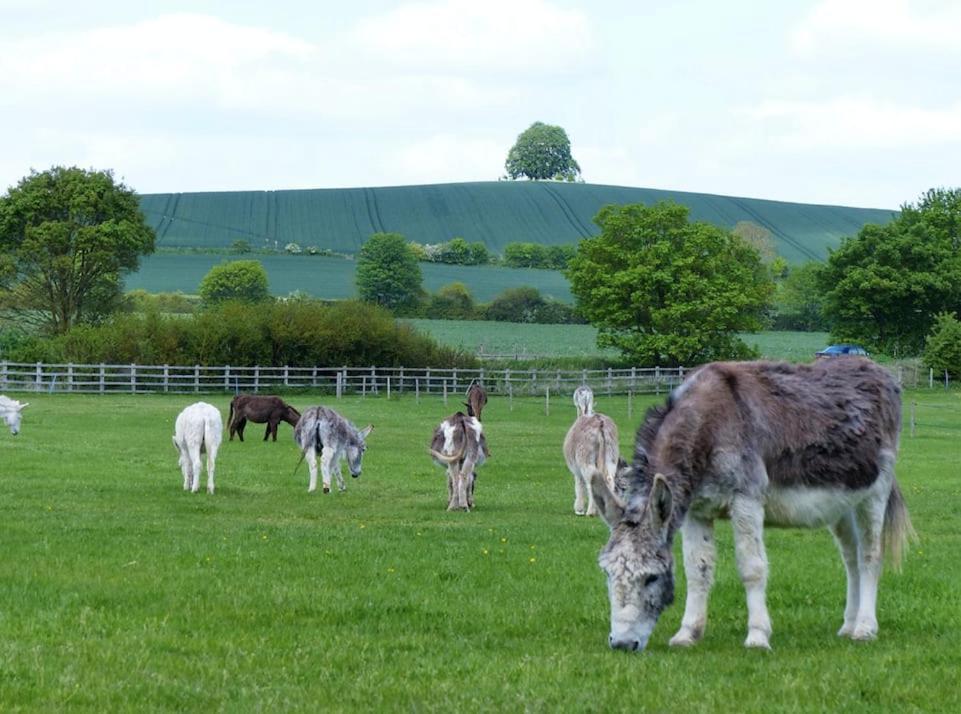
[139, 181, 896, 264]
[1, 391, 957, 711]
[406, 320, 830, 362]
[125, 254, 573, 303]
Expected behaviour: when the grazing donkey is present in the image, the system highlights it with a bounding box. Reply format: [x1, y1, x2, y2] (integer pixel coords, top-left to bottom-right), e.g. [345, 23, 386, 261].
[0, 396, 29, 436]
[563, 386, 621, 516]
[590, 358, 914, 652]
[228, 394, 301, 442]
[464, 381, 488, 421]
[430, 411, 488, 511]
[294, 406, 372, 493]
[172, 402, 223, 494]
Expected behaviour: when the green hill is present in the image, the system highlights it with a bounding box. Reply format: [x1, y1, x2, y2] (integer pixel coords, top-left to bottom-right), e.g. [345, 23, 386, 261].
[139, 181, 895, 264]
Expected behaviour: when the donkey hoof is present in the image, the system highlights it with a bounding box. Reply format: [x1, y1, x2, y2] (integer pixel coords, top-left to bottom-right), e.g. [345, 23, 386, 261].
[669, 628, 702, 647]
[323, 487, 330, 494]
[851, 624, 877, 641]
[744, 630, 771, 649]
[837, 623, 856, 638]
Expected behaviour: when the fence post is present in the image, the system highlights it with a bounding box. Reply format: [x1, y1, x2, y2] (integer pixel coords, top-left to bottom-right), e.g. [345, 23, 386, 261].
[387, 377, 391, 401]
[370, 365, 376, 395]
[945, 370, 950, 390]
[631, 366, 637, 391]
[163, 365, 169, 393]
[426, 368, 432, 395]
[628, 390, 633, 420]
[655, 366, 660, 395]
[929, 368, 934, 389]
[336, 371, 343, 399]
[67, 363, 74, 392]
[194, 365, 200, 393]
[0, 361, 6, 389]
[99, 363, 105, 394]
[399, 366, 405, 393]
[443, 379, 448, 406]
[362, 375, 367, 397]
[254, 365, 260, 393]
[607, 367, 613, 396]
[312, 366, 318, 388]
[508, 381, 513, 412]
[480, 366, 485, 386]
[545, 386, 550, 416]
[582, 368, 587, 387]
[130, 364, 136, 393]
[284, 365, 289, 387]
[35, 361, 42, 389]
[415, 377, 420, 403]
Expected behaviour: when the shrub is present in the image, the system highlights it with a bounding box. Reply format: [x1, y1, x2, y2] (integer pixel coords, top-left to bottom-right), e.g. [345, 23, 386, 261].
[198, 260, 270, 306]
[230, 239, 251, 254]
[923, 312, 961, 378]
[425, 283, 477, 320]
[9, 299, 476, 368]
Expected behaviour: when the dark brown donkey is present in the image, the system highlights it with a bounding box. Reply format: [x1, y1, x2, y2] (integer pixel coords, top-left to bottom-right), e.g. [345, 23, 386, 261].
[228, 395, 301, 442]
[464, 381, 487, 420]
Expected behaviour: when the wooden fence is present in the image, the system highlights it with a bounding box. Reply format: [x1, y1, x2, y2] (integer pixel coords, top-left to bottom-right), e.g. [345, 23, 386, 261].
[0, 360, 951, 398]
[0, 361, 692, 397]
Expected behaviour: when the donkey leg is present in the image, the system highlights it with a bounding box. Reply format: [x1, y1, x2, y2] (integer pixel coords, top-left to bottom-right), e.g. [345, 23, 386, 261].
[670, 516, 716, 647]
[572, 469, 588, 516]
[206, 448, 217, 495]
[320, 449, 335, 494]
[334, 461, 346, 492]
[190, 451, 203, 493]
[305, 448, 319, 492]
[446, 468, 455, 509]
[851, 488, 889, 640]
[829, 512, 861, 637]
[731, 496, 772, 649]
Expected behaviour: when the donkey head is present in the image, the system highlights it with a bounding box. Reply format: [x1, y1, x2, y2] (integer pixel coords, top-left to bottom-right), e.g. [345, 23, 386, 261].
[573, 385, 594, 417]
[346, 424, 373, 477]
[464, 382, 487, 421]
[3, 400, 28, 435]
[591, 469, 675, 652]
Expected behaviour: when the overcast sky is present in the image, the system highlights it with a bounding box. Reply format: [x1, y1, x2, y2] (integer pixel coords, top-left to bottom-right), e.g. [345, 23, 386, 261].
[1, 0, 957, 208]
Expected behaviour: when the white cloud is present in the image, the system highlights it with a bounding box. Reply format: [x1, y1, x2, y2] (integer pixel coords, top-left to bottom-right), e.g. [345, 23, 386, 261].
[386, 133, 508, 184]
[352, 0, 594, 73]
[792, 0, 961, 56]
[747, 97, 961, 150]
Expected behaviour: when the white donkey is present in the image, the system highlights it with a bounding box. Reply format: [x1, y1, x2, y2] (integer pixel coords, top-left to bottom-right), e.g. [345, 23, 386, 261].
[172, 402, 223, 494]
[0, 395, 29, 436]
[294, 406, 373, 493]
[563, 386, 621, 516]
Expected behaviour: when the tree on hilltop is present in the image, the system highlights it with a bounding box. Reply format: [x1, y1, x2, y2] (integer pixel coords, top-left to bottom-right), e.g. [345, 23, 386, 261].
[504, 122, 581, 181]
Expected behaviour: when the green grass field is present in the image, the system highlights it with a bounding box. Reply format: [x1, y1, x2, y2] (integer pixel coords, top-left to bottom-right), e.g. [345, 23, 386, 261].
[125, 255, 573, 303]
[406, 320, 830, 361]
[1, 390, 958, 711]
[140, 181, 895, 263]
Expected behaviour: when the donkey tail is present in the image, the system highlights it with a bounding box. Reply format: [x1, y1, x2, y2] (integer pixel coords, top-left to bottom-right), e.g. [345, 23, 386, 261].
[883, 479, 917, 572]
[227, 400, 235, 430]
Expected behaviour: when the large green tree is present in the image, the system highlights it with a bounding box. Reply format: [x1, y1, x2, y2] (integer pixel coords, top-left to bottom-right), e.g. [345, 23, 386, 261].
[355, 232, 423, 313]
[198, 260, 270, 305]
[566, 202, 773, 366]
[504, 122, 581, 181]
[0, 166, 155, 333]
[820, 188, 961, 355]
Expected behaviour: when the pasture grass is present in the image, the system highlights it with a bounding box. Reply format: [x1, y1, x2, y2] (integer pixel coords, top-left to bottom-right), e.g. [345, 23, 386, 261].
[0, 389, 958, 712]
[408, 319, 829, 363]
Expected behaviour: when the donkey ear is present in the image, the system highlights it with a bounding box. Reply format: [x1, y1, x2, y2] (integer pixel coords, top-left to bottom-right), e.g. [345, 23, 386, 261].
[359, 424, 373, 439]
[648, 473, 673, 531]
[589, 471, 625, 529]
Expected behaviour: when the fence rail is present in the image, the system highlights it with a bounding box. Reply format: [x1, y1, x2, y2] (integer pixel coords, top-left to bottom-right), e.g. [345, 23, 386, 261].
[0, 360, 951, 397]
[0, 361, 696, 397]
